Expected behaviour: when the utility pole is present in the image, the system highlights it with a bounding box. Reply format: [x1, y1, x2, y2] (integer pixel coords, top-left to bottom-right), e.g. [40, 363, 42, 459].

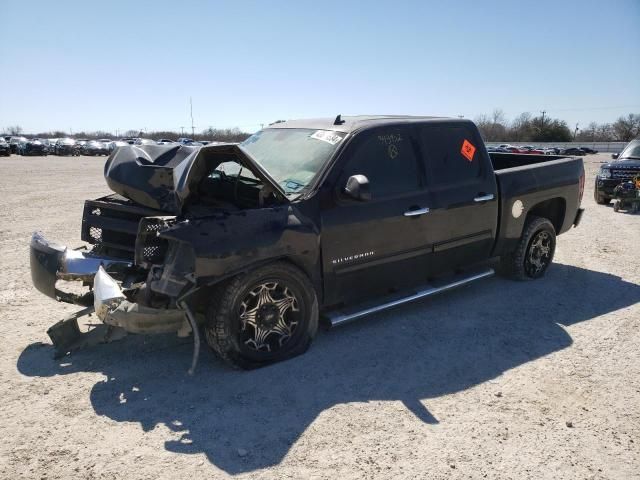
[180, 126, 185, 135]
[190, 97, 195, 137]
[573, 122, 579, 141]
[540, 110, 546, 127]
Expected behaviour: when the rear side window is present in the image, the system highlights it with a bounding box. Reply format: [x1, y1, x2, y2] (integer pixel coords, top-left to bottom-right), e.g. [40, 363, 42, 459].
[419, 125, 482, 186]
[340, 127, 421, 198]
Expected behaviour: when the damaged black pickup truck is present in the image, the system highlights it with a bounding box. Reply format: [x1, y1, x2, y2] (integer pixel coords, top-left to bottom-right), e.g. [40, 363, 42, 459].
[30, 116, 585, 370]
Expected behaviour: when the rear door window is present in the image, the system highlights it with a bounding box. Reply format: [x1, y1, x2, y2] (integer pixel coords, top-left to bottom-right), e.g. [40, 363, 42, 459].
[419, 125, 483, 186]
[340, 126, 422, 198]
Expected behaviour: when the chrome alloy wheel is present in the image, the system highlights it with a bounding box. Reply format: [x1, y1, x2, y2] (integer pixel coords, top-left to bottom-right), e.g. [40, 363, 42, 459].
[238, 281, 301, 352]
[525, 231, 552, 277]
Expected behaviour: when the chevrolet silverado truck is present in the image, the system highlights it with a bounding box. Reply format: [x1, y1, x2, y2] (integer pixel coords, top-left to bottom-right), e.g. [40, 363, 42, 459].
[595, 139, 640, 204]
[30, 115, 585, 370]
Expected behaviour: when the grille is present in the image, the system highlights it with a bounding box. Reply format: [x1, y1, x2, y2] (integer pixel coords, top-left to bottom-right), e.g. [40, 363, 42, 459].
[612, 168, 640, 179]
[89, 226, 103, 242]
[134, 216, 173, 267]
[81, 196, 161, 259]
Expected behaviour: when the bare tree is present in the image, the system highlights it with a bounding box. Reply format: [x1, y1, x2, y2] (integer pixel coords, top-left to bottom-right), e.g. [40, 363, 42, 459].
[7, 125, 23, 135]
[612, 114, 640, 142]
[511, 112, 532, 142]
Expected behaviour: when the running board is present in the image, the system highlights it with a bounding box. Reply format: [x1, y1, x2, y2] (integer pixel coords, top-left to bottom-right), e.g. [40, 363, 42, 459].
[325, 268, 495, 327]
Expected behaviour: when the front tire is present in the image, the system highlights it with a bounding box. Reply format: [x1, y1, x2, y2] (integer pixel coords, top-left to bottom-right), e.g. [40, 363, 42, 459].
[205, 262, 318, 369]
[500, 216, 556, 280]
[595, 195, 610, 205]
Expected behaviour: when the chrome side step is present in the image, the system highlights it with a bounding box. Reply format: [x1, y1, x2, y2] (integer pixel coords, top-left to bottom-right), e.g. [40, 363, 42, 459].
[326, 268, 494, 327]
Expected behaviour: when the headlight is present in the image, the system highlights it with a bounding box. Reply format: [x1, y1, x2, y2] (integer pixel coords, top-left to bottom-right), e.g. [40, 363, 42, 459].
[599, 167, 612, 179]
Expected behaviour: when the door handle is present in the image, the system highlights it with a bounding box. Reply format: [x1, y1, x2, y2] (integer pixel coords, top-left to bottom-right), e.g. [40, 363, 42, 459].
[474, 194, 495, 202]
[404, 207, 430, 217]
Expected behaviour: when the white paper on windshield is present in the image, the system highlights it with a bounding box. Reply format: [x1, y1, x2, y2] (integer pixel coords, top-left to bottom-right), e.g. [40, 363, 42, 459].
[310, 130, 343, 145]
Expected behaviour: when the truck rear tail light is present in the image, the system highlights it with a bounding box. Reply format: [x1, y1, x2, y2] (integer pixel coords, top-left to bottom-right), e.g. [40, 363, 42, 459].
[578, 171, 585, 204]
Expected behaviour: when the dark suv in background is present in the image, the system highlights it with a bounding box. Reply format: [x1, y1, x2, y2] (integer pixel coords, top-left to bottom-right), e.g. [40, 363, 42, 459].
[595, 139, 640, 204]
[0, 137, 10, 156]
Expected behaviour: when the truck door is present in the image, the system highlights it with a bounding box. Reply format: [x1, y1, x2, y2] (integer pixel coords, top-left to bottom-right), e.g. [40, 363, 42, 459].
[320, 125, 432, 306]
[417, 122, 498, 274]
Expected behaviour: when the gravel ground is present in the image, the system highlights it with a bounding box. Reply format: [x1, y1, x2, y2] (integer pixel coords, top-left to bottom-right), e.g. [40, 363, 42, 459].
[0, 153, 638, 480]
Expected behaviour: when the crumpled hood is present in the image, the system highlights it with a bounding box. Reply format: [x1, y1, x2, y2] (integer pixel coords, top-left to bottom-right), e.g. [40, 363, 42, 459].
[103, 143, 285, 213]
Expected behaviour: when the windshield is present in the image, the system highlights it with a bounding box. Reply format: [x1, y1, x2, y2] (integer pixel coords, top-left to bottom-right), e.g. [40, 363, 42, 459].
[240, 128, 346, 194]
[619, 141, 640, 159]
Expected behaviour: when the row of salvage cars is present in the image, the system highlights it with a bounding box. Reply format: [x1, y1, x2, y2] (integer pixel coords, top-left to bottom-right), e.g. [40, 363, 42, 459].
[1, 136, 113, 156]
[487, 144, 598, 156]
[0, 135, 219, 157]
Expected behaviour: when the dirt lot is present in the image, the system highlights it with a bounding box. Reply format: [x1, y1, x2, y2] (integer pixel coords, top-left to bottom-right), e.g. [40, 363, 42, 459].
[0, 153, 638, 479]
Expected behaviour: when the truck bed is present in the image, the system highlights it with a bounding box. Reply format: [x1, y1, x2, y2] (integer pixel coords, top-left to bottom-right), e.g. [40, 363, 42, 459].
[489, 153, 584, 258]
[489, 152, 571, 170]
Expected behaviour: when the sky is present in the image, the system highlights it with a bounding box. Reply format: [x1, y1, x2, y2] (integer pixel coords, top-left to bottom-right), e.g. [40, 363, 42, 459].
[1, 0, 639, 135]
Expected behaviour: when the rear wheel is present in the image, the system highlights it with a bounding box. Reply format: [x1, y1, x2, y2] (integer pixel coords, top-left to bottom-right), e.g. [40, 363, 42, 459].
[500, 216, 556, 280]
[205, 262, 318, 369]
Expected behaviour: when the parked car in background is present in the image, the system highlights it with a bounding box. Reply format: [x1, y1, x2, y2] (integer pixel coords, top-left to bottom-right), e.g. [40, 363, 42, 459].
[17, 138, 48, 156]
[121, 137, 138, 144]
[520, 146, 545, 155]
[42, 139, 57, 153]
[134, 138, 157, 146]
[9, 136, 28, 154]
[504, 146, 524, 153]
[0, 137, 10, 156]
[594, 139, 640, 205]
[107, 140, 129, 152]
[561, 147, 587, 156]
[177, 137, 194, 144]
[82, 140, 110, 156]
[580, 147, 598, 154]
[156, 138, 175, 145]
[54, 138, 80, 156]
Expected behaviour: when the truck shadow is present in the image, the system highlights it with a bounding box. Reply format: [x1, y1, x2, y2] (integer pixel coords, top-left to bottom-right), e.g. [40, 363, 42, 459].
[17, 263, 640, 474]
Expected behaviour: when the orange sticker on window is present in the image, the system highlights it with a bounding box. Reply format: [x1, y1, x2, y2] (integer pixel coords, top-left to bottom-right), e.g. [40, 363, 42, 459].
[461, 139, 476, 162]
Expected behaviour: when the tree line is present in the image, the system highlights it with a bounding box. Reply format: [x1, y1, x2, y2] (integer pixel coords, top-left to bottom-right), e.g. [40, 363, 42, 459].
[475, 110, 640, 143]
[6, 112, 640, 144]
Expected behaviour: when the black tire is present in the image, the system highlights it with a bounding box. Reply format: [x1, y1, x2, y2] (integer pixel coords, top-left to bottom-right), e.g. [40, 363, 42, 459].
[499, 216, 556, 281]
[613, 201, 620, 212]
[205, 262, 318, 369]
[595, 195, 610, 205]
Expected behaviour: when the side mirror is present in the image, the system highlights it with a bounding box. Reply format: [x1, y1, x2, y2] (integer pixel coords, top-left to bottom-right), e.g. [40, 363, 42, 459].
[343, 174, 371, 201]
[611, 153, 619, 159]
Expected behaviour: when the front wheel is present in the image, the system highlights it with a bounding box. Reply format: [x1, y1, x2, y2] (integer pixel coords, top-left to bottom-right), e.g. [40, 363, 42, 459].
[205, 262, 318, 369]
[595, 195, 610, 205]
[499, 216, 556, 280]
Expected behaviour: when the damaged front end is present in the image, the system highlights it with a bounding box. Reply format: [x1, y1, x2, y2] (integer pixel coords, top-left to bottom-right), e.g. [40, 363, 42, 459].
[30, 227, 195, 364]
[29, 142, 291, 371]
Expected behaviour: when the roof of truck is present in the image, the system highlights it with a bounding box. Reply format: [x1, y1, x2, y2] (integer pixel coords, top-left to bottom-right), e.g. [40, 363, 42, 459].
[267, 115, 466, 133]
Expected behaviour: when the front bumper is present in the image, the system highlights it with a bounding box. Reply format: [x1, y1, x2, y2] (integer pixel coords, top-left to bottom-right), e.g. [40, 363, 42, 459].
[595, 177, 622, 197]
[30, 232, 132, 304]
[93, 266, 188, 334]
[30, 232, 189, 341]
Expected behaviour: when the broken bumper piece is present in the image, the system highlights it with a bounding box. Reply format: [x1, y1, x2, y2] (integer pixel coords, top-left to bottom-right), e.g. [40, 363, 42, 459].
[94, 266, 189, 335]
[29, 232, 132, 305]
